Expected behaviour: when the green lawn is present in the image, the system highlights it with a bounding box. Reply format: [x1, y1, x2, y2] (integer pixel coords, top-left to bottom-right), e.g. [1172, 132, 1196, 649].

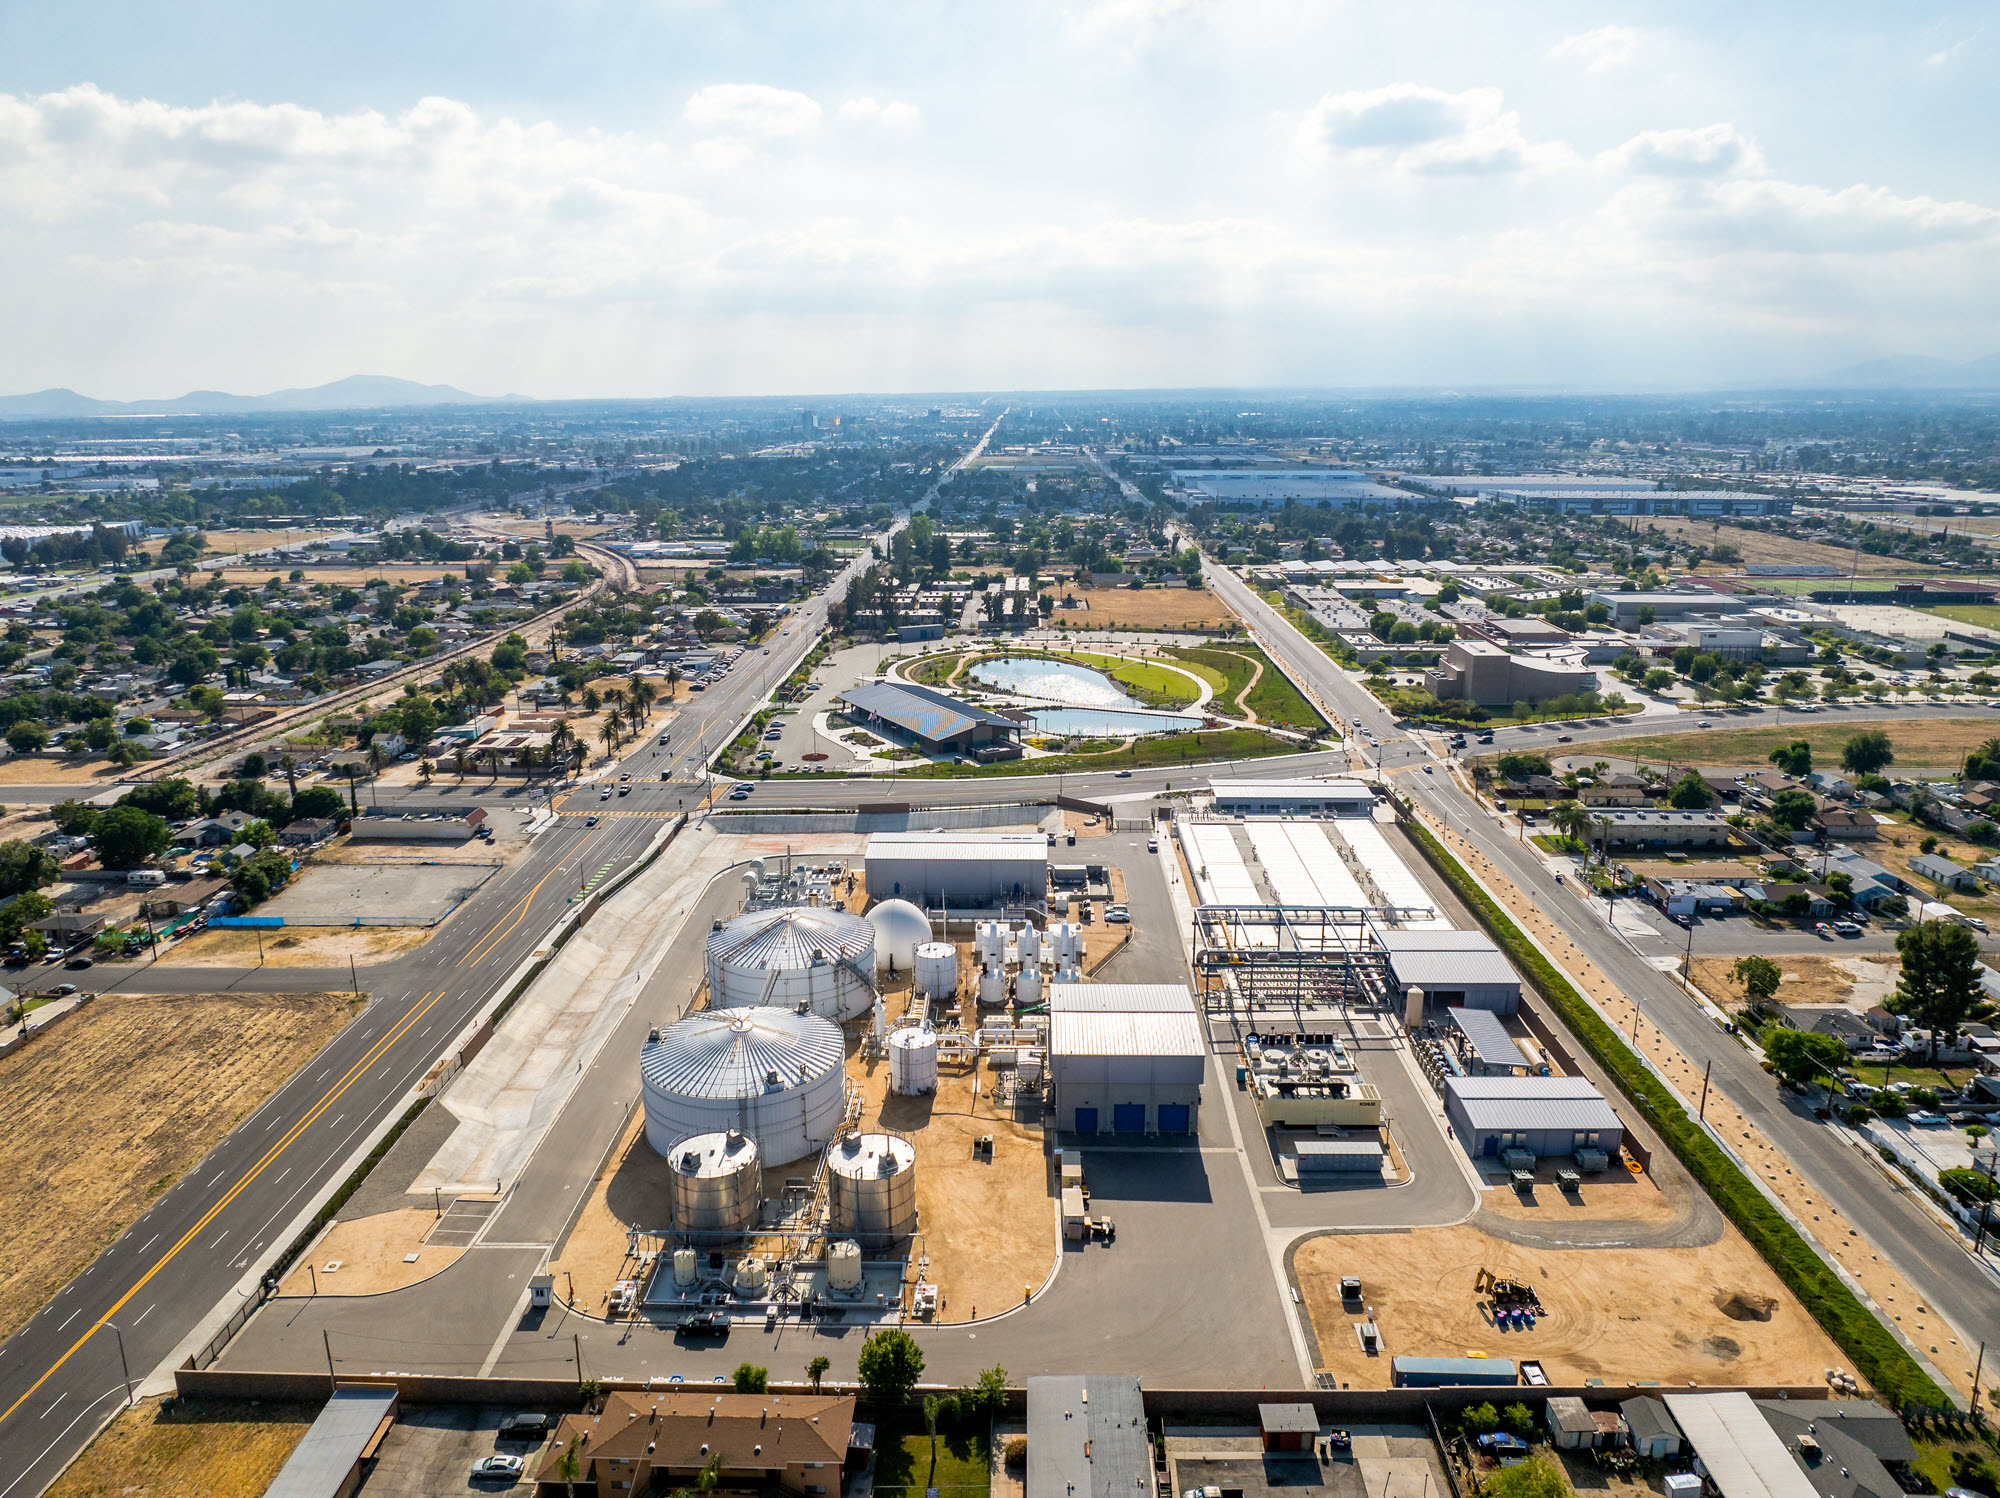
[1926, 603, 2000, 631]
[1169, 645, 1326, 731]
[874, 1425, 992, 1495]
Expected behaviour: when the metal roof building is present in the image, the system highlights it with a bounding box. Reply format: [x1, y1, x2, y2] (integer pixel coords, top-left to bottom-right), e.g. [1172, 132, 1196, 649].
[1050, 1003, 1205, 1137]
[1444, 1075, 1623, 1162]
[1378, 929, 1522, 1014]
[840, 680, 1021, 759]
[1027, 1376, 1150, 1498]
[1664, 1393, 1821, 1498]
[264, 1386, 398, 1498]
[1049, 982, 1197, 1014]
[864, 832, 1048, 906]
[1446, 1006, 1529, 1075]
[1208, 778, 1376, 816]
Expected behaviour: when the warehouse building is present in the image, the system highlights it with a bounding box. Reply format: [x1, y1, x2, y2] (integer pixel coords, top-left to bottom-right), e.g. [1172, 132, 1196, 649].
[1378, 929, 1522, 1015]
[1444, 1076, 1622, 1164]
[1207, 778, 1376, 816]
[839, 680, 1022, 761]
[864, 832, 1049, 906]
[1049, 984, 1204, 1135]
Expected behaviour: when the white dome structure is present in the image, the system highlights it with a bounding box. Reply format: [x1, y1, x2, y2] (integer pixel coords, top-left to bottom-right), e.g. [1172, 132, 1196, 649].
[705, 906, 876, 1021]
[868, 899, 932, 976]
[640, 1007, 848, 1165]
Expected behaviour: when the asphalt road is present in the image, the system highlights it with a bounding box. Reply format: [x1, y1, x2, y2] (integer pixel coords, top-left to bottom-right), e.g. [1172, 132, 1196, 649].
[0, 522, 897, 1498]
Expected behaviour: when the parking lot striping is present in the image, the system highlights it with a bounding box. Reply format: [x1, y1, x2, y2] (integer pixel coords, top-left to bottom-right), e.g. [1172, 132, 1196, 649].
[0, 988, 446, 1430]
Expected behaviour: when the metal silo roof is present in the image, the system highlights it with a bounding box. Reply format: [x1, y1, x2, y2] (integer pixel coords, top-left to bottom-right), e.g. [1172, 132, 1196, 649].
[640, 1008, 846, 1101]
[707, 906, 873, 970]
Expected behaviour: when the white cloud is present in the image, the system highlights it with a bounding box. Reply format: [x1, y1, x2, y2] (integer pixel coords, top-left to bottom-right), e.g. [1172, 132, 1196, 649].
[838, 96, 921, 131]
[1549, 25, 1640, 73]
[1298, 83, 1565, 176]
[1924, 37, 1972, 66]
[1600, 124, 1764, 179]
[681, 84, 821, 140]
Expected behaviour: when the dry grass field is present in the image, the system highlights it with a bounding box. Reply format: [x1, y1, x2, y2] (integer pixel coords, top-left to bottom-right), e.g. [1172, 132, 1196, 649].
[1640, 516, 1936, 575]
[159, 924, 435, 968]
[0, 991, 357, 1339]
[1040, 583, 1240, 631]
[1690, 954, 1897, 1011]
[190, 528, 344, 554]
[1296, 1218, 1843, 1390]
[203, 565, 469, 588]
[0, 757, 131, 786]
[1602, 717, 1996, 773]
[45, 1395, 318, 1498]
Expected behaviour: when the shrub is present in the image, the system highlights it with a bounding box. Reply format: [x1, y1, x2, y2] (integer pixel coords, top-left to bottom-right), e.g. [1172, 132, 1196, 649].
[1004, 1437, 1027, 1469]
[1940, 1167, 2000, 1204]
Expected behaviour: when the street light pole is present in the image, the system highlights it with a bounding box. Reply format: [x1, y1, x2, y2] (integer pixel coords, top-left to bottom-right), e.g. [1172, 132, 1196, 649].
[93, 1320, 133, 1408]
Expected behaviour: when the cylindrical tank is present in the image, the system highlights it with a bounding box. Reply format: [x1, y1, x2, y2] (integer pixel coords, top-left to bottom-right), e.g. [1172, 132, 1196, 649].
[1055, 962, 1082, 984]
[913, 942, 957, 1000]
[705, 906, 875, 1020]
[1049, 921, 1083, 966]
[671, 1247, 699, 1286]
[826, 1133, 919, 1247]
[976, 921, 1008, 967]
[868, 899, 931, 975]
[735, 1256, 769, 1298]
[1017, 925, 1041, 966]
[664, 1129, 763, 1234]
[1015, 964, 1041, 1009]
[887, 1027, 939, 1095]
[826, 1239, 863, 1291]
[978, 966, 1009, 1007]
[640, 1008, 847, 1165]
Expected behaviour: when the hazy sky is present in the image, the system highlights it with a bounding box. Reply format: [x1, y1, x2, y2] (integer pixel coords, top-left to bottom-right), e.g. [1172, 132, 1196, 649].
[2, 1, 1995, 398]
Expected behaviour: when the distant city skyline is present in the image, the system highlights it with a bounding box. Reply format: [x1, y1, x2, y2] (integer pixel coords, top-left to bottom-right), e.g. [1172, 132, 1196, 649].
[1, 1, 1995, 398]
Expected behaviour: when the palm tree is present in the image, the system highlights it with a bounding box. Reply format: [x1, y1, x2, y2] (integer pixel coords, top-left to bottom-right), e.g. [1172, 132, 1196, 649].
[553, 1434, 585, 1498]
[599, 719, 621, 758]
[452, 746, 470, 780]
[279, 753, 298, 801]
[1549, 799, 1592, 851]
[630, 678, 656, 718]
[418, 758, 435, 784]
[666, 664, 682, 699]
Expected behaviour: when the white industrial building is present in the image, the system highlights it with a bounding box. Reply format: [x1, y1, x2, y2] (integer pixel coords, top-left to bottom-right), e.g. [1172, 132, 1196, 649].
[1207, 778, 1375, 816]
[1444, 1075, 1622, 1164]
[864, 832, 1048, 907]
[1378, 929, 1523, 1015]
[1048, 983, 1204, 1135]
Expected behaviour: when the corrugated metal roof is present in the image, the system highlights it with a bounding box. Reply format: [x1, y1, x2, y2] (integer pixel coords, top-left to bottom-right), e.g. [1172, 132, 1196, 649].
[265, 1387, 397, 1498]
[841, 680, 1018, 741]
[1052, 1010, 1205, 1058]
[1445, 1076, 1622, 1133]
[1294, 1139, 1383, 1158]
[1376, 929, 1505, 951]
[1388, 949, 1522, 987]
[865, 833, 1047, 864]
[1210, 778, 1374, 801]
[1447, 1007, 1525, 1069]
[707, 906, 874, 971]
[640, 1008, 846, 1100]
[1048, 982, 1197, 1014]
[1664, 1393, 1821, 1498]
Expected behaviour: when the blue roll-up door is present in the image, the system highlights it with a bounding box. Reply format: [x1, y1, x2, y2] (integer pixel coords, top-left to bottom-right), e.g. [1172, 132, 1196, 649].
[1073, 1106, 1098, 1134]
[1157, 1103, 1190, 1134]
[1113, 1103, 1146, 1134]
[1482, 1136, 1499, 1157]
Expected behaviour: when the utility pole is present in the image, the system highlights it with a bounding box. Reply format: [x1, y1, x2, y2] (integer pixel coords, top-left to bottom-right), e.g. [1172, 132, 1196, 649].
[324, 1328, 336, 1391]
[94, 1321, 133, 1409]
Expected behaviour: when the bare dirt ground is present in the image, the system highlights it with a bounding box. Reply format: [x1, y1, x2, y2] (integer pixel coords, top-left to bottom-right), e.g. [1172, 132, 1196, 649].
[0, 757, 130, 785]
[158, 924, 436, 968]
[277, 1208, 465, 1296]
[194, 527, 343, 554]
[204, 564, 476, 588]
[1690, 954, 1897, 1012]
[0, 990, 357, 1340]
[1639, 517, 1936, 575]
[44, 1395, 317, 1498]
[1041, 584, 1241, 631]
[1421, 806, 1981, 1394]
[1474, 1162, 1684, 1228]
[1297, 1218, 1841, 1389]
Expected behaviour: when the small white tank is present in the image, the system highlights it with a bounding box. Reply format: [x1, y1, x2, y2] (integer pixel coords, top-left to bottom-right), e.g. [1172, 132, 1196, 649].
[1016, 964, 1042, 1009]
[978, 966, 1009, 1007]
[735, 1257, 769, 1298]
[913, 942, 957, 1000]
[1017, 925, 1042, 966]
[1055, 962, 1082, 983]
[671, 1248, 698, 1286]
[826, 1239, 863, 1291]
[888, 1027, 939, 1095]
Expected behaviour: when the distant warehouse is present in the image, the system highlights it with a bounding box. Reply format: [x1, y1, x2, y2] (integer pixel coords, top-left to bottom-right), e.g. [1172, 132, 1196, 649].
[864, 832, 1047, 906]
[1208, 778, 1375, 816]
[1378, 929, 1522, 1015]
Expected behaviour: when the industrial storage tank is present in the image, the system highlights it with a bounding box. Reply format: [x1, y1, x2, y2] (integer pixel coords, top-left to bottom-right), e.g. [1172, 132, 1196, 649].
[706, 906, 876, 1021]
[827, 1132, 919, 1247]
[869, 899, 931, 976]
[976, 921, 1009, 967]
[977, 966, 1009, 1007]
[1048, 922, 1083, 967]
[887, 1027, 939, 1095]
[665, 1129, 763, 1234]
[826, 1239, 863, 1291]
[913, 942, 957, 1000]
[1017, 925, 1042, 967]
[1016, 964, 1042, 1010]
[640, 1008, 847, 1165]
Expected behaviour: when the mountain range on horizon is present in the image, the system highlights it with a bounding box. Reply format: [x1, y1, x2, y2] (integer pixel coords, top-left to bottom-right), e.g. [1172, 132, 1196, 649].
[5, 359, 2000, 418]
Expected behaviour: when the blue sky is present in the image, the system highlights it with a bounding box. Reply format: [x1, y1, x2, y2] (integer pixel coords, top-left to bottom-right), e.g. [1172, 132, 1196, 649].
[1, 1, 1994, 398]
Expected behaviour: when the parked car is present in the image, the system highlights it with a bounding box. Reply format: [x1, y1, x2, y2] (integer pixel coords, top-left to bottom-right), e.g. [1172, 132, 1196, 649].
[1833, 921, 1862, 936]
[473, 1454, 526, 1478]
[1105, 905, 1130, 924]
[498, 1413, 550, 1439]
[1910, 1110, 1950, 1127]
[678, 1310, 730, 1337]
[64, 956, 93, 970]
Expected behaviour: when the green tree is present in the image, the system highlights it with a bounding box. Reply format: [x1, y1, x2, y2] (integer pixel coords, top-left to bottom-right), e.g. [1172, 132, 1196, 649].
[1460, 1403, 1501, 1436]
[1939, 1167, 1999, 1205]
[733, 1362, 770, 1393]
[1893, 921, 1982, 1061]
[50, 800, 101, 836]
[91, 806, 172, 869]
[1483, 1455, 1571, 1498]
[1495, 752, 1552, 780]
[806, 1354, 831, 1393]
[0, 839, 59, 897]
[1732, 955, 1782, 1006]
[1963, 737, 2000, 782]
[1768, 740, 1813, 776]
[289, 786, 347, 822]
[1764, 1028, 1849, 1089]
[1841, 728, 1895, 776]
[1768, 788, 1818, 830]
[1549, 800, 1591, 849]
[972, 1364, 1008, 1413]
[1668, 771, 1714, 809]
[857, 1327, 926, 1406]
[5, 720, 48, 754]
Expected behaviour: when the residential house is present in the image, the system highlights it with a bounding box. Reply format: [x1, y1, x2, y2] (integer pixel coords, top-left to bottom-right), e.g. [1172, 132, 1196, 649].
[280, 818, 338, 848]
[1812, 809, 1880, 841]
[532, 1390, 856, 1498]
[1778, 1006, 1877, 1050]
[141, 877, 230, 917]
[1579, 783, 1649, 807]
[183, 812, 256, 847]
[1910, 853, 1979, 890]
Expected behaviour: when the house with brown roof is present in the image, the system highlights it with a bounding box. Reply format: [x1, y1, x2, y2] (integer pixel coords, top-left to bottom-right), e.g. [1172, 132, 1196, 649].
[534, 1390, 856, 1497]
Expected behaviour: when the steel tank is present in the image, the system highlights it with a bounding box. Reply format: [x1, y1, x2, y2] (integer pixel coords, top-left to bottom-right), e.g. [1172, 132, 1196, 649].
[705, 906, 876, 1020]
[826, 1131, 919, 1247]
[640, 1007, 847, 1165]
[887, 1027, 939, 1095]
[666, 1129, 763, 1234]
[913, 942, 957, 1001]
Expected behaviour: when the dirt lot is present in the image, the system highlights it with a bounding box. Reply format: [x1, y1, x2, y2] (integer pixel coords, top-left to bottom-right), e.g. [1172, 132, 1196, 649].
[1690, 954, 1897, 1012]
[0, 756, 131, 785]
[277, 1208, 465, 1296]
[1639, 517, 1936, 576]
[1602, 717, 1996, 775]
[1041, 583, 1240, 631]
[158, 924, 436, 968]
[1297, 1218, 1843, 1389]
[203, 564, 477, 588]
[45, 1395, 317, 1498]
[0, 991, 357, 1340]
[192, 527, 344, 554]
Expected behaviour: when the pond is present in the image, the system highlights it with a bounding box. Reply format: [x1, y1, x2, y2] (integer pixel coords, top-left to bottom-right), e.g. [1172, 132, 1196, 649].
[969, 655, 1142, 708]
[1027, 705, 1205, 736]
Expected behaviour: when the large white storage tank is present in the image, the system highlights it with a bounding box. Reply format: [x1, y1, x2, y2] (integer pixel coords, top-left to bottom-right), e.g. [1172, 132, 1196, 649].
[665, 1129, 763, 1234]
[706, 907, 876, 1021]
[1016, 964, 1042, 1009]
[887, 1027, 939, 1095]
[978, 966, 1009, 1007]
[913, 942, 957, 1001]
[826, 1132, 919, 1247]
[640, 1008, 847, 1165]
[869, 899, 931, 976]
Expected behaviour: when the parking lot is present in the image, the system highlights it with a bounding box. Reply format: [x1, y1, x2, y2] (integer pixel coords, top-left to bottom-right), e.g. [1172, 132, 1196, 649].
[357, 1406, 545, 1495]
